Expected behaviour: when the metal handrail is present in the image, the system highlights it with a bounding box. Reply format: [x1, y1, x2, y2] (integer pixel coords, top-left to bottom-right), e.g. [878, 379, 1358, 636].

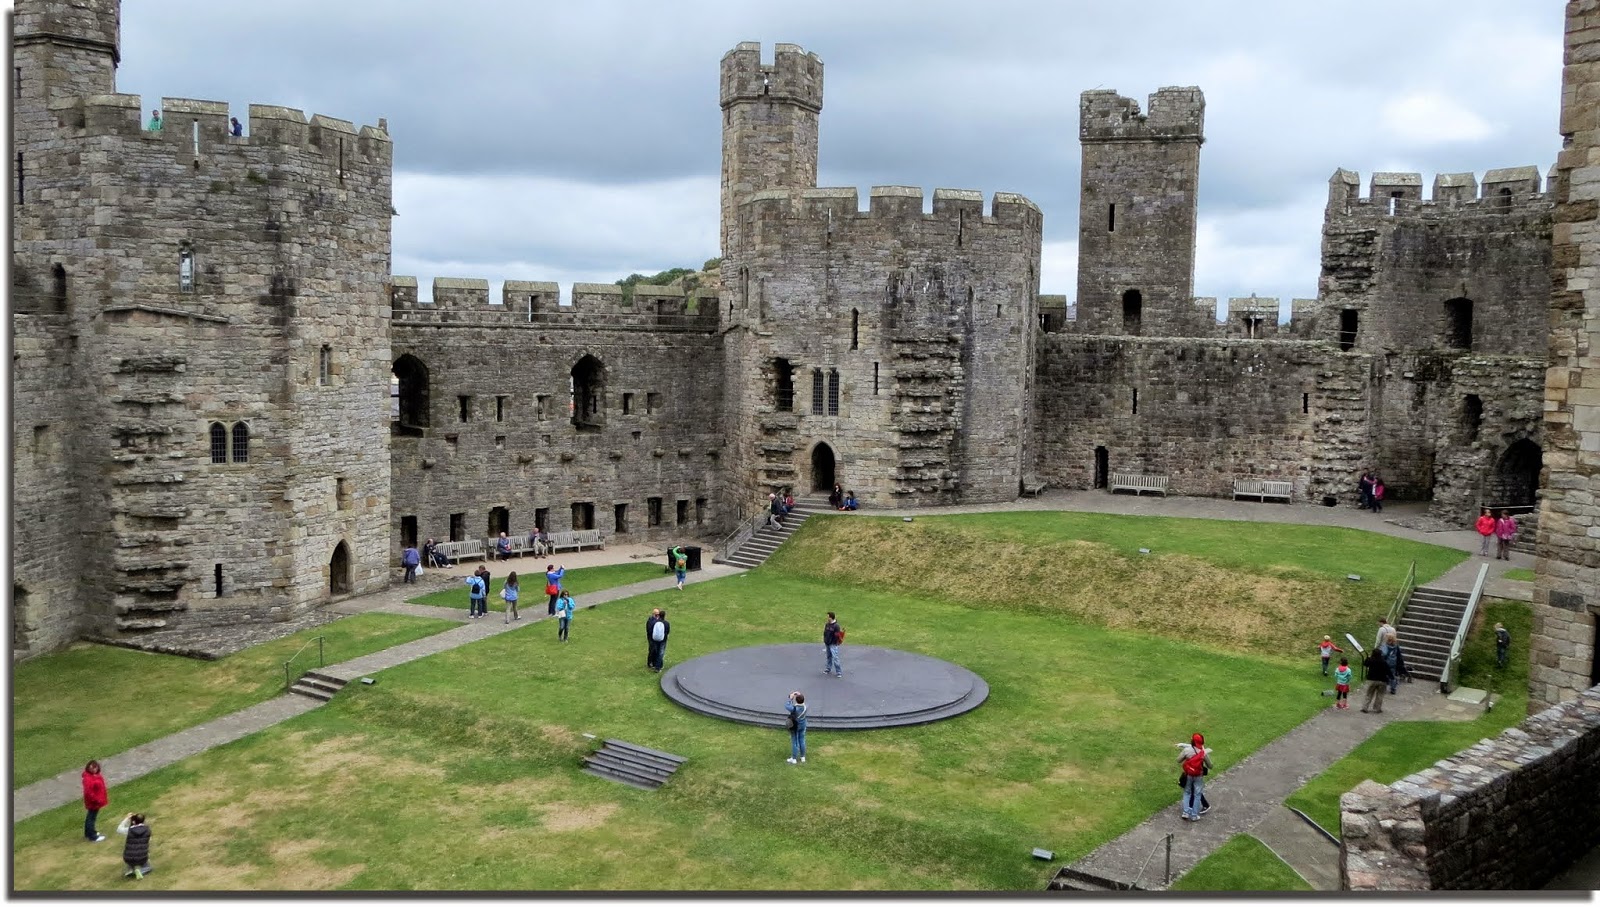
[1130, 832, 1174, 890]
[283, 636, 326, 691]
[715, 511, 768, 563]
[1384, 560, 1417, 629]
[1439, 564, 1489, 694]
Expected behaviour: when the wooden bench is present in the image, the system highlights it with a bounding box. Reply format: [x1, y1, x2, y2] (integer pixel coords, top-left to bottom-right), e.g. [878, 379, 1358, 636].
[1020, 478, 1048, 498]
[547, 529, 606, 552]
[483, 535, 533, 560]
[435, 539, 485, 564]
[1233, 479, 1292, 503]
[1109, 472, 1169, 496]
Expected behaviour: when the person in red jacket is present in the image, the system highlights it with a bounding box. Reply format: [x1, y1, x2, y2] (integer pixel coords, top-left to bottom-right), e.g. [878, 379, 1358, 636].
[1474, 508, 1496, 557]
[81, 760, 108, 842]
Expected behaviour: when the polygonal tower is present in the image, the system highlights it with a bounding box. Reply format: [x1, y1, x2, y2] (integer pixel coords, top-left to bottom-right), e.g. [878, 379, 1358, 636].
[1075, 87, 1205, 336]
[719, 42, 823, 256]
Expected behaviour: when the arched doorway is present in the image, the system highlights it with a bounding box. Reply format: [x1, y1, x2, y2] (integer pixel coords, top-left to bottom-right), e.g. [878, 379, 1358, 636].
[329, 542, 351, 597]
[810, 443, 837, 493]
[1094, 446, 1109, 489]
[1489, 440, 1542, 510]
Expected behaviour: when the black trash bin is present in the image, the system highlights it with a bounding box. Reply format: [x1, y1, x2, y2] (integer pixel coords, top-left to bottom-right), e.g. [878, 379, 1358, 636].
[685, 545, 703, 571]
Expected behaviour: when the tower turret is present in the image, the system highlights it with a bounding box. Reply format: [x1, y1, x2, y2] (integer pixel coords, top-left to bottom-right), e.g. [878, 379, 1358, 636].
[13, 0, 120, 110]
[1075, 87, 1205, 336]
[719, 42, 823, 255]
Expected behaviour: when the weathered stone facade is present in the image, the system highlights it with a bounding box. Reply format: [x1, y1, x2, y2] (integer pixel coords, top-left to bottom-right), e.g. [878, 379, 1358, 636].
[1532, 0, 1600, 711]
[1339, 687, 1600, 890]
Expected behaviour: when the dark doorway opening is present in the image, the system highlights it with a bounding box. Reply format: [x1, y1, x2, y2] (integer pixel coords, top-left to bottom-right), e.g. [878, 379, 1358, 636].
[773, 358, 794, 412]
[449, 512, 466, 542]
[1487, 440, 1542, 510]
[1444, 298, 1473, 350]
[810, 443, 837, 493]
[1094, 446, 1109, 490]
[572, 502, 595, 531]
[488, 506, 509, 537]
[329, 542, 351, 597]
[400, 515, 418, 550]
[1461, 395, 1483, 444]
[1121, 290, 1143, 336]
[1339, 309, 1358, 352]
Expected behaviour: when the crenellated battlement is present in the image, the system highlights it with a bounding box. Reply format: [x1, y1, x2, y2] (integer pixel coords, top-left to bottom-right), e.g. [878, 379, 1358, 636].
[1080, 87, 1205, 143]
[389, 277, 717, 331]
[739, 186, 1041, 233]
[720, 41, 823, 112]
[1326, 166, 1552, 217]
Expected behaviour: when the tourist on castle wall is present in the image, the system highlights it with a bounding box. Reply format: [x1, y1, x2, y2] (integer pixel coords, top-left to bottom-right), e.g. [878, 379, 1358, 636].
[1316, 635, 1344, 676]
[145, 110, 161, 132]
[556, 591, 574, 642]
[401, 543, 420, 584]
[465, 570, 487, 619]
[545, 564, 565, 615]
[229, 116, 242, 137]
[823, 612, 844, 678]
[1334, 657, 1353, 710]
[785, 691, 808, 764]
[645, 608, 662, 668]
[1494, 510, 1518, 560]
[501, 571, 520, 624]
[1475, 508, 1497, 557]
[1177, 733, 1212, 820]
[1360, 649, 1391, 713]
[81, 760, 108, 843]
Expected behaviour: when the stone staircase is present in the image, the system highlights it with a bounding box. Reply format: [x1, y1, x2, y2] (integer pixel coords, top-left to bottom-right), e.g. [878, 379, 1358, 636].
[718, 495, 830, 570]
[1394, 586, 1473, 683]
[287, 670, 347, 702]
[1047, 866, 1144, 891]
[580, 739, 686, 790]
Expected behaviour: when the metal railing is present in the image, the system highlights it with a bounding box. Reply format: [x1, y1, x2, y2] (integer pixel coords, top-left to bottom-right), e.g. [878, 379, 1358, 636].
[283, 636, 325, 691]
[1439, 563, 1490, 695]
[1384, 560, 1418, 629]
[1130, 832, 1174, 889]
[714, 511, 768, 564]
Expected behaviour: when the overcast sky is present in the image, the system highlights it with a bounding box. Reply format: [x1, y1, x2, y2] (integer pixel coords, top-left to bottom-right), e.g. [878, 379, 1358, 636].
[108, 1, 1563, 316]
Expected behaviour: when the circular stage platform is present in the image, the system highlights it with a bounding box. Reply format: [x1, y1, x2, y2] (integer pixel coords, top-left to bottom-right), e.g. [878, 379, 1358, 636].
[660, 643, 988, 730]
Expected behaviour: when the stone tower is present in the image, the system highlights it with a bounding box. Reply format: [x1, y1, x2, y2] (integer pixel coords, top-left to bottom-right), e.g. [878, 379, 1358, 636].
[718, 42, 823, 256]
[1075, 87, 1205, 336]
[10, 0, 394, 653]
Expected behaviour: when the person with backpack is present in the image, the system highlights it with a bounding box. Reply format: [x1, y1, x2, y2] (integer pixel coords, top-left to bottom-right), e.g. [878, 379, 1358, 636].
[672, 546, 688, 591]
[785, 691, 808, 764]
[545, 564, 565, 615]
[116, 812, 152, 879]
[81, 760, 108, 842]
[645, 609, 662, 669]
[1177, 733, 1212, 821]
[501, 571, 520, 624]
[823, 612, 845, 678]
[464, 571, 487, 620]
[556, 591, 575, 642]
[648, 609, 671, 672]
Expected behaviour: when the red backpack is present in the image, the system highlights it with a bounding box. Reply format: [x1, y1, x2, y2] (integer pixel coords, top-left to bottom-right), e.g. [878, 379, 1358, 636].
[1182, 748, 1207, 777]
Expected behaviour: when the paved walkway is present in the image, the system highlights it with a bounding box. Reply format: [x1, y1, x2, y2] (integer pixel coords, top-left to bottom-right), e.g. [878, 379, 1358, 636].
[14, 491, 1543, 890]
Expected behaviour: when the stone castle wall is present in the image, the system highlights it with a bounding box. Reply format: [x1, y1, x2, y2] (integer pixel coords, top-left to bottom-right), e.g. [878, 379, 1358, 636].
[1340, 688, 1600, 890]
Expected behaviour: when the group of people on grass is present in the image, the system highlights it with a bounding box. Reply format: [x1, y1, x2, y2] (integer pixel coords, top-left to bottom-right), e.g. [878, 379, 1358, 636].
[1473, 508, 1520, 560]
[461, 562, 574, 629]
[80, 761, 153, 880]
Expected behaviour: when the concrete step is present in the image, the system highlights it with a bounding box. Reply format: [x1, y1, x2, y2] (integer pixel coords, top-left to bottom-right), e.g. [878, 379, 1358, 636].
[1048, 867, 1142, 892]
[580, 765, 659, 791]
[288, 682, 335, 702]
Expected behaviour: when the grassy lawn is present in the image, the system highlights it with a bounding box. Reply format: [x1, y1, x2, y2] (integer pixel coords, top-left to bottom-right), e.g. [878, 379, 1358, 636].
[12, 513, 1470, 891]
[1170, 834, 1312, 891]
[11, 613, 459, 789]
[405, 562, 664, 611]
[1282, 598, 1532, 834]
[1501, 567, 1534, 582]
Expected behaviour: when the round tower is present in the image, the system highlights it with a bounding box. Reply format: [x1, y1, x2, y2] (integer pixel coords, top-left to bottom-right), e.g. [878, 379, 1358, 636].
[719, 42, 823, 256]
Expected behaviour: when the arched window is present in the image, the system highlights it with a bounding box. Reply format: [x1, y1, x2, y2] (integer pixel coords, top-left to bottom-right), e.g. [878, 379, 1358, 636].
[1121, 289, 1142, 336]
[851, 309, 860, 350]
[1497, 187, 1513, 208]
[571, 355, 606, 428]
[231, 421, 250, 464]
[811, 368, 824, 415]
[392, 355, 430, 430]
[827, 369, 840, 416]
[209, 422, 228, 464]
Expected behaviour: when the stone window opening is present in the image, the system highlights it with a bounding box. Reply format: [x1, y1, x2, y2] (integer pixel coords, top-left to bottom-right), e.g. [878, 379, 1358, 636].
[874, 362, 879, 396]
[1108, 202, 1116, 232]
[676, 499, 689, 525]
[572, 502, 596, 531]
[13, 67, 20, 99]
[534, 507, 549, 531]
[1444, 298, 1473, 350]
[1302, 392, 1310, 415]
[336, 477, 351, 510]
[622, 392, 634, 415]
[811, 368, 824, 415]
[329, 541, 351, 597]
[400, 515, 418, 549]
[319, 345, 332, 386]
[231, 421, 250, 463]
[571, 355, 607, 429]
[488, 507, 510, 536]
[51, 264, 66, 314]
[695, 497, 707, 524]
[851, 309, 860, 350]
[494, 434, 505, 449]
[337, 139, 346, 185]
[449, 512, 466, 542]
[209, 422, 228, 464]
[1462, 394, 1483, 443]
[214, 563, 223, 597]
[648, 496, 663, 528]
[1388, 191, 1401, 215]
[647, 392, 661, 415]
[1122, 290, 1143, 336]
[1132, 388, 1139, 416]
[1497, 187, 1513, 208]
[179, 245, 195, 293]
[774, 358, 795, 412]
[495, 395, 508, 422]
[191, 119, 200, 157]
[1094, 446, 1109, 489]
[1338, 309, 1359, 352]
[536, 394, 549, 420]
[15, 152, 22, 207]
[614, 503, 629, 534]
[827, 369, 840, 416]
[392, 355, 430, 431]
[458, 395, 472, 423]
[1245, 316, 1264, 339]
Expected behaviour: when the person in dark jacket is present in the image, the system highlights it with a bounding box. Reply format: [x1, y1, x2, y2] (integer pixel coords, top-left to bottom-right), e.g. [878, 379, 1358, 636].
[823, 612, 844, 678]
[1360, 650, 1391, 714]
[401, 543, 421, 584]
[648, 610, 671, 672]
[81, 760, 108, 842]
[117, 812, 152, 878]
[645, 609, 662, 670]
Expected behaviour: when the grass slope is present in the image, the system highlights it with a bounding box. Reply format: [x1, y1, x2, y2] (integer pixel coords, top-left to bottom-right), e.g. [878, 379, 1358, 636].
[405, 563, 664, 611]
[1170, 834, 1313, 891]
[11, 613, 458, 788]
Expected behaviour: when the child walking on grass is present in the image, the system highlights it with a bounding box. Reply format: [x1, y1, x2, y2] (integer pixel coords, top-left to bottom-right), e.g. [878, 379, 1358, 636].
[1317, 635, 1344, 676]
[1334, 657, 1352, 710]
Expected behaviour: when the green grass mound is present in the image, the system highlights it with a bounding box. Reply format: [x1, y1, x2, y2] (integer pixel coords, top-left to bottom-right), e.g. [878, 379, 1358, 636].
[1171, 834, 1312, 891]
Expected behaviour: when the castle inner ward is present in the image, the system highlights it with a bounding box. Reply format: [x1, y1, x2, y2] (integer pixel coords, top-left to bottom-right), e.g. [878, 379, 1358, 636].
[11, 2, 1597, 712]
